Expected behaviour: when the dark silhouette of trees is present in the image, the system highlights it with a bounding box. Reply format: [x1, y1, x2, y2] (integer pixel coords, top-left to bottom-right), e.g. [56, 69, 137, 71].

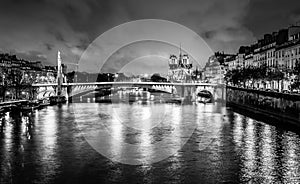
[225, 64, 284, 89]
[151, 73, 167, 82]
[0, 67, 24, 100]
[66, 71, 75, 83]
[96, 73, 114, 82]
[291, 60, 300, 90]
[114, 73, 129, 82]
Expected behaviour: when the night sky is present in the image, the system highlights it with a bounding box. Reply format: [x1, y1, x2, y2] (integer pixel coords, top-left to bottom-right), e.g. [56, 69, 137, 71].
[1, 0, 300, 73]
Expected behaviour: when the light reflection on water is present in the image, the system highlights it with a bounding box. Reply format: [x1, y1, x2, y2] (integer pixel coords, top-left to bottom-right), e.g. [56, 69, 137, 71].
[0, 103, 300, 183]
[282, 131, 300, 183]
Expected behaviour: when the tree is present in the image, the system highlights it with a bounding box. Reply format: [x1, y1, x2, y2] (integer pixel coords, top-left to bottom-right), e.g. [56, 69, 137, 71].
[114, 73, 128, 82]
[11, 69, 23, 99]
[293, 60, 300, 76]
[151, 73, 167, 82]
[266, 68, 284, 89]
[291, 60, 300, 90]
[0, 67, 23, 100]
[96, 73, 115, 82]
[225, 64, 270, 88]
[66, 71, 75, 83]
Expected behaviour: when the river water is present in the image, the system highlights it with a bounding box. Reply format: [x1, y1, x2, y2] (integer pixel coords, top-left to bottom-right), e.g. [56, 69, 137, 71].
[1, 101, 300, 183]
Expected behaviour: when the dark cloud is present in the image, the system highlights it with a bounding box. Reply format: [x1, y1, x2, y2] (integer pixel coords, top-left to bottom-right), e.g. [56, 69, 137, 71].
[51, 31, 66, 43]
[0, 0, 299, 70]
[101, 40, 200, 74]
[44, 43, 54, 51]
[244, 0, 300, 39]
[12, 50, 51, 65]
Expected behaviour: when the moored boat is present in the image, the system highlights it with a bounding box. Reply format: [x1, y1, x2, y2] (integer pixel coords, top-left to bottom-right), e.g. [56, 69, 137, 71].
[20, 100, 40, 111]
[197, 91, 212, 103]
[198, 97, 211, 103]
[49, 96, 67, 105]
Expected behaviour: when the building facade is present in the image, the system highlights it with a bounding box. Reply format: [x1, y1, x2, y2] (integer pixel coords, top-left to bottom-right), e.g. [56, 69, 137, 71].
[203, 52, 235, 84]
[168, 53, 193, 82]
[224, 25, 300, 91]
[0, 53, 58, 86]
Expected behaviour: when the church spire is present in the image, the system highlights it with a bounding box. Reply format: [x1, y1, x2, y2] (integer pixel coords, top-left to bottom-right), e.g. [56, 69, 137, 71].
[179, 43, 182, 65]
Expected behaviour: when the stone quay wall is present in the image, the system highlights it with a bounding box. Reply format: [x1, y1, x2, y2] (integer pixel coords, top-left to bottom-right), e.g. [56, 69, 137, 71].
[226, 86, 300, 127]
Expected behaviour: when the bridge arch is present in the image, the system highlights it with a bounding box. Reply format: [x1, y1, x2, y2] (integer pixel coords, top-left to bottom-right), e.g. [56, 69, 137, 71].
[197, 90, 213, 103]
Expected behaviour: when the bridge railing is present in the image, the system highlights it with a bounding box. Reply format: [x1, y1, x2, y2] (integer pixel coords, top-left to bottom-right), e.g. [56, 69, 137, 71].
[32, 82, 220, 87]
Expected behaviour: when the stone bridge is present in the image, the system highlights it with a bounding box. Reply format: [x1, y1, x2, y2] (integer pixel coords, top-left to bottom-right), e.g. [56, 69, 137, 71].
[32, 82, 225, 102]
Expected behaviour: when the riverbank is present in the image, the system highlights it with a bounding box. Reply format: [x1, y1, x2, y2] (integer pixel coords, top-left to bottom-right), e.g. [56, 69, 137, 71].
[0, 99, 50, 113]
[226, 86, 300, 129]
[227, 101, 300, 130]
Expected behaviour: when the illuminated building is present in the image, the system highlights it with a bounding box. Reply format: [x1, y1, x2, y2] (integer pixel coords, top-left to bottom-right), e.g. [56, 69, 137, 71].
[167, 48, 193, 82]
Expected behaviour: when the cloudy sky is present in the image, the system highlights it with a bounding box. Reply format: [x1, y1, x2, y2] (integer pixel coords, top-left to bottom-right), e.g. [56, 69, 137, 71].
[1, 0, 300, 73]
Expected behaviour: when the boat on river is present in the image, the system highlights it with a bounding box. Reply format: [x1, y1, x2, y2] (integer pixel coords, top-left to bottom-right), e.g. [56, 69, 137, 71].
[38, 99, 50, 109]
[198, 97, 211, 104]
[197, 91, 212, 103]
[49, 96, 67, 105]
[165, 97, 183, 104]
[20, 100, 40, 111]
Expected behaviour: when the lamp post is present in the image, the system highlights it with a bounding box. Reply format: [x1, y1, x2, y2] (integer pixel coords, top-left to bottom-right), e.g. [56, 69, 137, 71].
[114, 73, 119, 81]
[2, 74, 5, 86]
[6, 91, 10, 101]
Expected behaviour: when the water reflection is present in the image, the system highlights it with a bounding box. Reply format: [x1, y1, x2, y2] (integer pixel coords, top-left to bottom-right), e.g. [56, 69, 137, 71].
[260, 124, 276, 183]
[37, 108, 59, 183]
[282, 131, 300, 183]
[241, 118, 257, 182]
[74, 103, 194, 165]
[1, 103, 300, 183]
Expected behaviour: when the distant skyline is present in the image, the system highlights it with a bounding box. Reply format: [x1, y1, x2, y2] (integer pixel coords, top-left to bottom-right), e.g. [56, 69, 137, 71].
[1, 0, 300, 72]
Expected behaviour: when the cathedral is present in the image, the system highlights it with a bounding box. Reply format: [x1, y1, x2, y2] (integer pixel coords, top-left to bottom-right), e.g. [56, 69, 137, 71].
[167, 52, 193, 82]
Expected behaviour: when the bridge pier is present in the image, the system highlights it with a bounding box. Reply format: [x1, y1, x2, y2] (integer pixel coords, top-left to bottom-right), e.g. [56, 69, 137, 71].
[175, 85, 195, 103]
[29, 86, 37, 100]
[66, 85, 72, 102]
[191, 86, 197, 102]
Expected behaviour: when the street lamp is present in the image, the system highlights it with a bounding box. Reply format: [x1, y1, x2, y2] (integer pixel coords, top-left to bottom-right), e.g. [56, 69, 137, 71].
[6, 91, 10, 100]
[2, 74, 5, 86]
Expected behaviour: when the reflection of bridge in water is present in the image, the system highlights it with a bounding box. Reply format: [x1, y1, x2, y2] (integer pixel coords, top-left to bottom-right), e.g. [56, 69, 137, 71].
[32, 82, 226, 102]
